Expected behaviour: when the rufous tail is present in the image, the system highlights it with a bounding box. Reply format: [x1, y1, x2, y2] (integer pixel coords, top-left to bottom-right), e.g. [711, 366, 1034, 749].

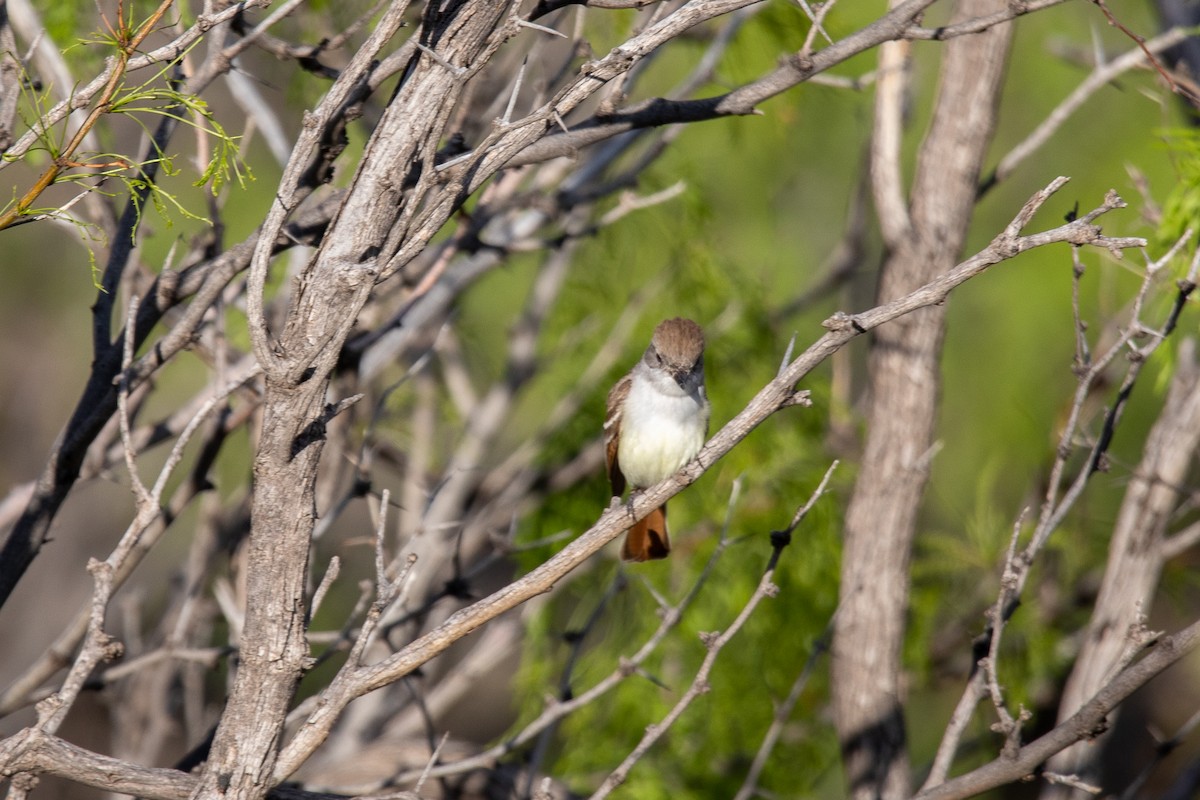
[620, 504, 670, 562]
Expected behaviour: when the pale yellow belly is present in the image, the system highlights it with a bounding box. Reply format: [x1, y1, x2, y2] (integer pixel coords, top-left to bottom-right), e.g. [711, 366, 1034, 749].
[617, 419, 705, 489]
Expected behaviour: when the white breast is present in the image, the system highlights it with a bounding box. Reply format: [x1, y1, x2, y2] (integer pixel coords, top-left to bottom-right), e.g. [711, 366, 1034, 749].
[617, 374, 708, 488]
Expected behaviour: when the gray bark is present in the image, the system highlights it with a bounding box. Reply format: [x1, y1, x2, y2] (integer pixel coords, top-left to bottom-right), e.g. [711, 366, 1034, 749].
[831, 1, 1014, 796]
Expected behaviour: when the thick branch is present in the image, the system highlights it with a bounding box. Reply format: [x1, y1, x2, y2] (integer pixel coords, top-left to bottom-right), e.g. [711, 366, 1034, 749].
[832, 1, 1014, 796]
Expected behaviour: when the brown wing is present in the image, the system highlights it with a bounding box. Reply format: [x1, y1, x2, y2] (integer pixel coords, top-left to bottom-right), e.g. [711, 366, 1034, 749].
[604, 373, 630, 497]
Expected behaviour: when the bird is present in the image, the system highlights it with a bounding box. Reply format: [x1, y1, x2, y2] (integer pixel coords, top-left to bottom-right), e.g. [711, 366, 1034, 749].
[604, 317, 710, 561]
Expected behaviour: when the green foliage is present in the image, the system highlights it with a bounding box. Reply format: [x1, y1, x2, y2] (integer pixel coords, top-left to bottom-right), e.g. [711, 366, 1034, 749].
[513, 490, 842, 796]
[1157, 128, 1200, 251]
[2, 8, 250, 281]
[110, 82, 252, 211]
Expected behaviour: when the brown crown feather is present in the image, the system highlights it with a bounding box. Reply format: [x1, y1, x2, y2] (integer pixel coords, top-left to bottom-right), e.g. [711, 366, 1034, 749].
[650, 317, 704, 368]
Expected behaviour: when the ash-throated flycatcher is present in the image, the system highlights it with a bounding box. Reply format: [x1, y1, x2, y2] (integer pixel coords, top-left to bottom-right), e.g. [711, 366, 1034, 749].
[604, 317, 710, 561]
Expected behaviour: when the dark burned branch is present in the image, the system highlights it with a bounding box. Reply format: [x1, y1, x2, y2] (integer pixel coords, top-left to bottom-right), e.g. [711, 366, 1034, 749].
[504, 95, 750, 168]
[531, 0, 659, 19]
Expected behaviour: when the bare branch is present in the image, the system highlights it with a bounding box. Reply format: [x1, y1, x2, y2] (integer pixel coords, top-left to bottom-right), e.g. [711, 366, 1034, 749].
[913, 616, 1200, 800]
